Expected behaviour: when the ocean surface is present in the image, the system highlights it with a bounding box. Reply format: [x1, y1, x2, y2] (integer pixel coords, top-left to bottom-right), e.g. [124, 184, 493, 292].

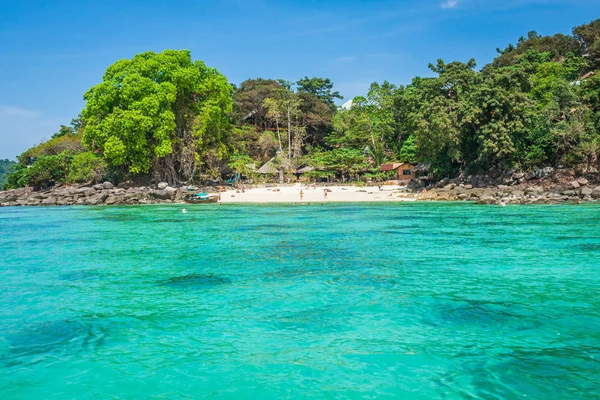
[0, 203, 599, 399]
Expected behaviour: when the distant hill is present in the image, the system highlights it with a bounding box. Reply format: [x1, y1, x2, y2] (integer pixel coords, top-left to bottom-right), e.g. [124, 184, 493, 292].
[0, 159, 16, 189]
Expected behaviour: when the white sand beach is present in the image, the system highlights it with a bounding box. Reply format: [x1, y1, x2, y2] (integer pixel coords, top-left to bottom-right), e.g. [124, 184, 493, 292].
[218, 184, 418, 203]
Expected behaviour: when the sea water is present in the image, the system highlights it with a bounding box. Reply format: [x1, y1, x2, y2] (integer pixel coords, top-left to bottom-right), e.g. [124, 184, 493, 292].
[0, 203, 599, 399]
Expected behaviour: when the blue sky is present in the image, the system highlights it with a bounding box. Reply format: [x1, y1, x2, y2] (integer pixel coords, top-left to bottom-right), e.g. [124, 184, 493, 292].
[1, 0, 599, 159]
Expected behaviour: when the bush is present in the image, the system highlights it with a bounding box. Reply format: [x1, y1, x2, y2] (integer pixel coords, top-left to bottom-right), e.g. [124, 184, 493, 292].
[27, 153, 72, 189]
[67, 152, 108, 183]
[18, 133, 84, 164]
[2, 164, 30, 190]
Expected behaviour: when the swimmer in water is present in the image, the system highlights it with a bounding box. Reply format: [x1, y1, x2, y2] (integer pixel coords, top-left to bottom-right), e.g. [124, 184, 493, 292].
[182, 208, 188, 213]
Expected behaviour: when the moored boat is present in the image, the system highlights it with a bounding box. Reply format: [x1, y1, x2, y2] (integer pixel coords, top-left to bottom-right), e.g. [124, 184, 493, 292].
[184, 192, 219, 203]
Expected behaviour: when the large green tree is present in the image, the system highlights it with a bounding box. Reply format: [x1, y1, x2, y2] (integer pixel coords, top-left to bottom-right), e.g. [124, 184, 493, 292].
[82, 50, 232, 183]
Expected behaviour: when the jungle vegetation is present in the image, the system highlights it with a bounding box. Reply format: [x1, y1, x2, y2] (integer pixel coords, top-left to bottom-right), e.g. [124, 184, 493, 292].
[4, 19, 600, 189]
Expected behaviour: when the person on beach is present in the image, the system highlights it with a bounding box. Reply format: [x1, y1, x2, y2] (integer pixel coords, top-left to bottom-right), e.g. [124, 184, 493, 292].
[218, 186, 223, 201]
[300, 190, 304, 201]
[324, 190, 328, 199]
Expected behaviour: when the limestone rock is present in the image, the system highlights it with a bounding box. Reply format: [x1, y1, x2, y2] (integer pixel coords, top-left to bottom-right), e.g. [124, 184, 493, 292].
[576, 178, 588, 186]
[102, 182, 114, 189]
[149, 189, 173, 200]
[157, 182, 169, 190]
[570, 181, 580, 189]
[581, 187, 593, 196]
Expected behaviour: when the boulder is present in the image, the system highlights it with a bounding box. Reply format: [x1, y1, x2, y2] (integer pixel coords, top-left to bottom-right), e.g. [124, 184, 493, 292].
[102, 181, 114, 189]
[570, 181, 580, 189]
[87, 193, 108, 205]
[576, 177, 588, 186]
[477, 196, 497, 205]
[464, 184, 473, 190]
[75, 187, 96, 197]
[513, 172, 525, 180]
[149, 189, 174, 200]
[157, 182, 169, 190]
[164, 186, 177, 193]
[525, 171, 537, 181]
[93, 184, 104, 190]
[105, 195, 118, 205]
[457, 193, 469, 200]
[437, 178, 450, 187]
[592, 186, 600, 199]
[581, 187, 593, 196]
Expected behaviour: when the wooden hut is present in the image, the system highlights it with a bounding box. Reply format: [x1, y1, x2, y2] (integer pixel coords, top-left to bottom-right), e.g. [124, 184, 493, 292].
[380, 162, 416, 181]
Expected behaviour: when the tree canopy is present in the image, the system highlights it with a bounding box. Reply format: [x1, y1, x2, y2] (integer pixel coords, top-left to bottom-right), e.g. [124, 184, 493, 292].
[4, 18, 600, 190]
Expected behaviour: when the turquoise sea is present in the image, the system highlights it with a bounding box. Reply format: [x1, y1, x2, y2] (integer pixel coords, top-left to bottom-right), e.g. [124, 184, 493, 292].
[0, 203, 599, 399]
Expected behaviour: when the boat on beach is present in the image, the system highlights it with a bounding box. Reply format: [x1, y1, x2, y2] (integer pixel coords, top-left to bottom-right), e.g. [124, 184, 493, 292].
[184, 192, 219, 203]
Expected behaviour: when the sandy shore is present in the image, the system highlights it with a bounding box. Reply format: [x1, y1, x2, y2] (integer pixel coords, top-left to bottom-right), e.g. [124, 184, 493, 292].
[218, 184, 417, 204]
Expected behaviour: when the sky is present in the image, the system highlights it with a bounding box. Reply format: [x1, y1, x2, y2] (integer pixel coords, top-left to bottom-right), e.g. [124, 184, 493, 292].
[1, 0, 599, 160]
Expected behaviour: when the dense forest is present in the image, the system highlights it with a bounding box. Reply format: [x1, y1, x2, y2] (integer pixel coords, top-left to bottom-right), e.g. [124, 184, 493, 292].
[4, 19, 600, 190]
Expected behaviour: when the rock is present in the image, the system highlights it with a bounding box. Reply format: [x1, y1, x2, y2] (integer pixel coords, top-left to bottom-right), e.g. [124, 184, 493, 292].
[525, 171, 537, 180]
[478, 196, 497, 205]
[157, 182, 169, 190]
[513, 172, 525, 180]
[570, 181, 580, 189]
[407, 180, 421, 192]
[102, 182, 114, 189]
[561, 190, 576, 196]
[87, 193, 108, 205]
[581, 187, 593, 196]
[93, 184, 104, 190]
[592, 187, 600, 199]
[105, 195, 118, 205]
[457, 193, 469, 200]
[576, 178, 588, 186]
[149, 189, 173, 200]
[498, 185, 508, 190]
[464, 184, 473, 190]
[164, 186, 177, 193]
[437, 178, 450, 187]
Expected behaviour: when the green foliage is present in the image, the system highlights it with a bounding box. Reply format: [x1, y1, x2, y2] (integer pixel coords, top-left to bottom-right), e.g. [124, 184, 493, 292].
[0, 159, 16, 189]
[296, 77, 343, 109]
[82, 50, 232, 181]
[67, 152, 108, 183]
[18, 133, 84, 165]
[228, 153, 255, 176]
[398, 135, 417, 164]
[3, 164, 30, 190]
[26, 153, 72, 189]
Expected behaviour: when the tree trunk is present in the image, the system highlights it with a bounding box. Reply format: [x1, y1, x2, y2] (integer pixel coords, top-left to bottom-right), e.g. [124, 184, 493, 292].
[287, 107, 292, 163]
[276, 120, 282, 151]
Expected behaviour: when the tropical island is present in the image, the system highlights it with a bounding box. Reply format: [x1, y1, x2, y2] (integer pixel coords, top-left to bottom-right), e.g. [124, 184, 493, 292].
[2, 19, 600, 205]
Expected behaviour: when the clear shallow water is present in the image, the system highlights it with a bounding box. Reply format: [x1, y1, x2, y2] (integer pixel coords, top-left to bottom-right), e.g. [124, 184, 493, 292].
[0, 203, 599, 399]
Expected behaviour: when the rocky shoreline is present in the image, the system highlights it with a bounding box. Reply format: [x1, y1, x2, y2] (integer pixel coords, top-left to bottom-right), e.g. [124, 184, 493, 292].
[0, 171, 599, 207]
[415, 171, 600, 204]
[0, 182, 200, 207]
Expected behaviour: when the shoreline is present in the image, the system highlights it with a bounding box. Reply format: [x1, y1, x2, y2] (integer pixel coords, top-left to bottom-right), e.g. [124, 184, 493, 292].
[1, 180, 599, 207]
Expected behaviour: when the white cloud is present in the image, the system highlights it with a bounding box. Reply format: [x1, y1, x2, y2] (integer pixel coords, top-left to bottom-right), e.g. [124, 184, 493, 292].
[441, 0, 458, 9]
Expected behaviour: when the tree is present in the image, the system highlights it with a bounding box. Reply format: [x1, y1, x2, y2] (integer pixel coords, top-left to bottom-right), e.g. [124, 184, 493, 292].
[67, 152, 108, 183]
[82, 50, 232, 183]
[398, 135, 417, 164]
[296, 77, 343, 109]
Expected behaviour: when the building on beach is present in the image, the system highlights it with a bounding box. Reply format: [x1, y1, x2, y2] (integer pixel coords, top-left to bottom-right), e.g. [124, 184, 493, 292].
[380, 162, 416, 181]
